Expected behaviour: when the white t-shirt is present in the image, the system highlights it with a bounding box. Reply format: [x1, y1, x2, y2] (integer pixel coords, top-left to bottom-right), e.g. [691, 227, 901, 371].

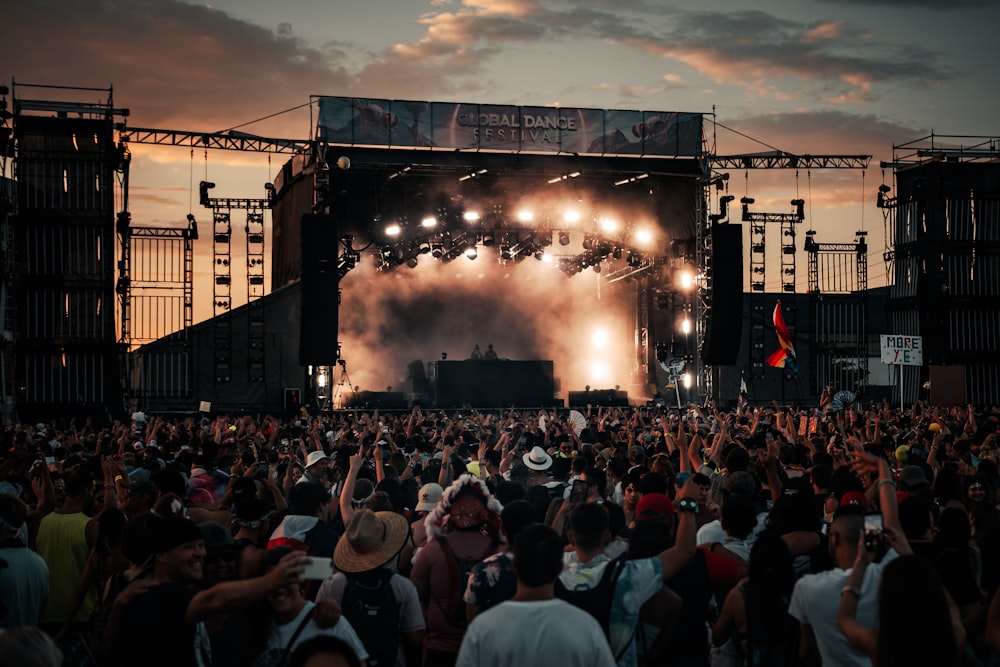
[788, 550, 899, 667]
[255, 601, 369, 667]
[456, 598, 616, 667]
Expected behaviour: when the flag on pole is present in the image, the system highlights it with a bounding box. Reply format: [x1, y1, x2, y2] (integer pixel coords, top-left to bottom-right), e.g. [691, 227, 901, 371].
[738, 374, 748, 409]
[766, 300, 798, 374]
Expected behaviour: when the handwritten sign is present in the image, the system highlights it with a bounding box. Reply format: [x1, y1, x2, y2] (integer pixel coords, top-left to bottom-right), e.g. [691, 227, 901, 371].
[880, 335, 922, 366]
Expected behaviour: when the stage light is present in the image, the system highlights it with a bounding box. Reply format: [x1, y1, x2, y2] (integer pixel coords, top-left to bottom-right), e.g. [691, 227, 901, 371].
[406, 257, 419, 268]
[559, 231, 570, 246]
[589, 362, 610, 382]
[612, 247, 623, 260]
[634, 229, 653, 245]
[431, 243, 444, 258]
[517, 209, 534, 222]
[421, 216, 437, 228]
[593, 263, 602, 273]
[542, 253, 553, 263]
[600, 218, 619, 233]
[534, 250, 544, 261]
[591, 329, 609, 349]
[680, 318, 692, 335]
[682, 372, 693, 389]
[385, 223, 401, 237]
[627, 252, 641, 267]
[463, 211, 480, 223]
[418, 241, 431, 254]
[563, 210, 581, 224]
[482, 232, 495, 247]
[679, 270, 694, 291]
[465, 246, 478, 260]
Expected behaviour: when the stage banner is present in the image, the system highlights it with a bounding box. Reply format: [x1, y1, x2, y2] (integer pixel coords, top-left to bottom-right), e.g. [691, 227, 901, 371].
[317, 97, 702, 157]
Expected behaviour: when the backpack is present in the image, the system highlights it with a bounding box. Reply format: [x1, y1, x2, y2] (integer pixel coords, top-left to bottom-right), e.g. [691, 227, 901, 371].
[553, 554, 624, 635]
[434, 536, 497, 629]
[340, 569, 401, 667]
[553, 554, 632, 661]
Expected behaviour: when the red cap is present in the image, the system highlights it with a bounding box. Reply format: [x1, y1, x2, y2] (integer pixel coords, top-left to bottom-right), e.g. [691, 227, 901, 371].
[840, 491, 869, 509]
[635, 492, 676, 520]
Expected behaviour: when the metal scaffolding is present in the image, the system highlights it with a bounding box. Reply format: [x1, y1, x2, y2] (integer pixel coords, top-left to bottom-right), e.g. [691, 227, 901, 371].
[804, 230, 869, 394]
[740, 198, 804, 380]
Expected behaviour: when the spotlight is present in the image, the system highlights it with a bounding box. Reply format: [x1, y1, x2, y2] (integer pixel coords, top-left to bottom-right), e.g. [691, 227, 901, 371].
[593, 263, 602, 273]
[418, 241, 431, 254]
[534, 250, 544, 261]
[385, 223, 401, 237]
[612, 247, 623, 260]
[679, 270, 694, 291]
[465, 246, 478, 260]
[421, 216, 437, 228]
[627, 252, 641, 267]
[559, 231, 570, 246]
[599, 218, 619, 233]
[680, 318, 692, 335]
[463, 211, 481, 223]
[406, 257, 418, 268]
[517, 209, 534, 222]
[634, 229, 653, 245]
[431, 243, 444, 258]
[482, 232, 495, 247]
[563, 210, 580, 224]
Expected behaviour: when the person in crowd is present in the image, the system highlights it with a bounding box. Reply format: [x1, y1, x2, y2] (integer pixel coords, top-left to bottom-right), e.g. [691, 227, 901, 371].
[410, 475, 503, 667]
[0, 625, 64, 667]
[456, 523, 616, 667]
[34, 466, 97, 636]
[790, 450, 909, 666]
[0, 493, 49, 629]
[268, 482, 340, 557]
[555, 474, 701, 667]
[712, 532, 798, 666]
[317, 508, 425, 667]
[840, 553, 964, 667]
[463, 499, 537, 623]
[253, 546, 369, 667]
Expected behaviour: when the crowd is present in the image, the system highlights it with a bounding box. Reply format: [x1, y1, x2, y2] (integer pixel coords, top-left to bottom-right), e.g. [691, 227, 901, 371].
[1, 398, 1000, 666]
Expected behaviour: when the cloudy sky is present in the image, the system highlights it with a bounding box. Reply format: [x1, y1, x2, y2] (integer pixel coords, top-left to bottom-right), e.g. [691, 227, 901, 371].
[3, 0, 996, 392]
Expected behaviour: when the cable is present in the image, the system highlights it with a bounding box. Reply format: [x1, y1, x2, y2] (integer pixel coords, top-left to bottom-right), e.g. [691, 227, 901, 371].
[215, 100, 316, 134]
[713, 120, 783, 153]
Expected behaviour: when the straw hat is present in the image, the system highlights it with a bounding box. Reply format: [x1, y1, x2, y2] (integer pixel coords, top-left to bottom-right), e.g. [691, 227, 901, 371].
[333, 509, 410, 573]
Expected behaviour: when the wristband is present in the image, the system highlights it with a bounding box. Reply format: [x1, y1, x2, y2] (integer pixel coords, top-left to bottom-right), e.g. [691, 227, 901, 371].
[876, 479, 897, 492]
[841, 586, 861, 598]
[114, 474, 123, 482]
[677, 497, 698, 514]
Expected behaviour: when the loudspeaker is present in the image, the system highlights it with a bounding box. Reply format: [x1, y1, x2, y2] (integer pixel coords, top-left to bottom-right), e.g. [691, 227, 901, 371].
[299, 214, 340, 365]
[701, 223, 743, 365]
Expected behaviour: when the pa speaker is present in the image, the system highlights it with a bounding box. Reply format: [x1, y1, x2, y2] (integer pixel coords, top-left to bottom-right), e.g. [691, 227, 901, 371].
[701, 223, 743, 365]
[299, 214, 340, 365]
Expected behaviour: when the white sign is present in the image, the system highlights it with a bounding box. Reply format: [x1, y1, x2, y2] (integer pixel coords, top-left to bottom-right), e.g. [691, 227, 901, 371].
[880, 335, 923, 366]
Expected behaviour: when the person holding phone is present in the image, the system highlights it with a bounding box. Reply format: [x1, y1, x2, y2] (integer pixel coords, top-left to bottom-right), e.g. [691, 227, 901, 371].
[252, 546, 369, 667]
[788, 450, 911, 667]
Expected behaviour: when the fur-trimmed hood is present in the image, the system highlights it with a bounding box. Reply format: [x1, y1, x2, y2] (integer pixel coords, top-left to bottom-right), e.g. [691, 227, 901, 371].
[424, 474, 503, 540]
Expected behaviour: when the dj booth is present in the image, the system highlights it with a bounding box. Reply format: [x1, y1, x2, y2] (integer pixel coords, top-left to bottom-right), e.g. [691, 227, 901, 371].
[430, 360, 556, 408]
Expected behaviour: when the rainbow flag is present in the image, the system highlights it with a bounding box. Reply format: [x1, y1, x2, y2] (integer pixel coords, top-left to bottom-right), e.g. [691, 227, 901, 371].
[766, 301, 798, 374]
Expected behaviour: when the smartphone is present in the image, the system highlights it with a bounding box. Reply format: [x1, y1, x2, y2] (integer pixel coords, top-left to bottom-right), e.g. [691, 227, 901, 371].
[569, 479, 590, 503]
[863, 513, 884, 551]
[300, 556, 335, 580]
